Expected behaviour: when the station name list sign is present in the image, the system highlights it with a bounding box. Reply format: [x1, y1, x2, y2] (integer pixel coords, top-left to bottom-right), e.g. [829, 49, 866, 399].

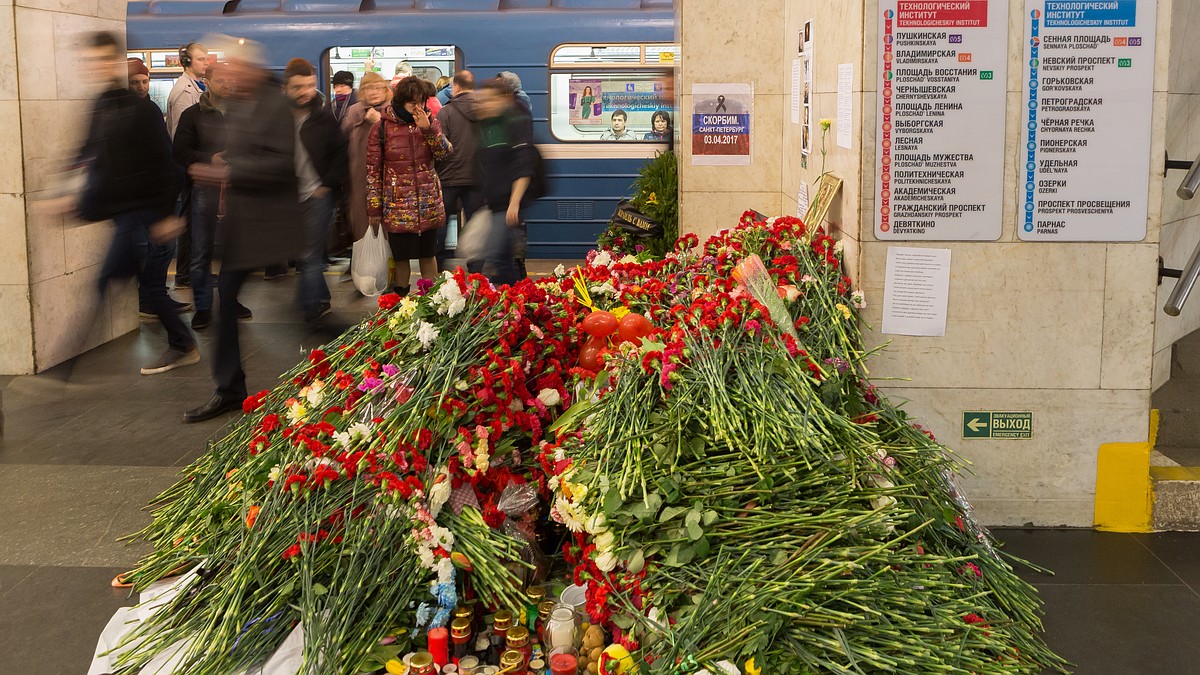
[1021, 0, 1156, 241]
[876, 0, 1009, 241]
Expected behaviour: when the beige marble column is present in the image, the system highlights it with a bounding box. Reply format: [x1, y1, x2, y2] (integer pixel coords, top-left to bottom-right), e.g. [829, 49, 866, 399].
[0, 0, 135, 374]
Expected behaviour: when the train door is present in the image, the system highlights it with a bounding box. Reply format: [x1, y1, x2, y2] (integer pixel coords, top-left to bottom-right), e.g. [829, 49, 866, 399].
[324, 45, 460, 93]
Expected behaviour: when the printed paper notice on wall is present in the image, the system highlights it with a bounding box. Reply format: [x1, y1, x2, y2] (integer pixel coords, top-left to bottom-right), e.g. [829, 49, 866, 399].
[882, 247, 952, 336]
[692, 83, 752, 165]
[837, 63, 853, 149]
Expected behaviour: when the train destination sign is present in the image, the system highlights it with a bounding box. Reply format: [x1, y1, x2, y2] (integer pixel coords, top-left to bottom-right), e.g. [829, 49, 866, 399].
[1020, 0, 1156, 241]
[875, 0, 1008, 241]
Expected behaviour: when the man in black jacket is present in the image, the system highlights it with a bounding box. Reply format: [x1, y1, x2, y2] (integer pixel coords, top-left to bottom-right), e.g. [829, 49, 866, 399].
[185, 38, 304, 423]
[173, 63, 244, 330]
[76, 32, 198, 375]
[435, 70, 483, 270]
[284, 57, 349, 322]
[472, 77, 537, 286]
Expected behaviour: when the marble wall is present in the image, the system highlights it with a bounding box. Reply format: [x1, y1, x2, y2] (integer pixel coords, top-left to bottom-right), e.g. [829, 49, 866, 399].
[679, 0, 1172, 526]
[676, 0, 786, 241]
[0, 0, 134, 374]
[1155, 0, 1200, 389]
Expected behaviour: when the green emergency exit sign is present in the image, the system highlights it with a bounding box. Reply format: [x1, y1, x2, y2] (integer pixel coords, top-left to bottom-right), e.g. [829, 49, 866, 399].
[962, 411, 1033, 439]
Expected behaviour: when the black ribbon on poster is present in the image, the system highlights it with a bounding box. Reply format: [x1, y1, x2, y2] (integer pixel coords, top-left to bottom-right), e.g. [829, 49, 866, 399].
[609, 199, 663, 238]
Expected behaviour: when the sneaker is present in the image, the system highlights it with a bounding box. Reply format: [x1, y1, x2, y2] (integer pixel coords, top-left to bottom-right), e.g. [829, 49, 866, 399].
[237, 303, 253, 320]
[263, 265, 287, 281]
[304, 301, 332, 323]
[191, 309, 212, 330]
[140, 346, 201, 375]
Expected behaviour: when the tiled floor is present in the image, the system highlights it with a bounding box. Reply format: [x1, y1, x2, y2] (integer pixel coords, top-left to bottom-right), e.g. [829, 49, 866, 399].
[3, 269, 1200, 674]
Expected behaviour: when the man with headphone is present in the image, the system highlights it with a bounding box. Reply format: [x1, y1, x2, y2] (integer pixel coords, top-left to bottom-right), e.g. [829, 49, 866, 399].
[167, 43, 209, 137]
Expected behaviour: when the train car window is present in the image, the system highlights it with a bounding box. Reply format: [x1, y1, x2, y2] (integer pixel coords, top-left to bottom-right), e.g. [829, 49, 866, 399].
[326, 45, 459, 89]
[549, 43, 678, 143]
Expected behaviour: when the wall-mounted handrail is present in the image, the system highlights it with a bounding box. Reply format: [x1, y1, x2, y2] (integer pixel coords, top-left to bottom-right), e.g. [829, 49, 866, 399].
[1163, 150, 1200, 316]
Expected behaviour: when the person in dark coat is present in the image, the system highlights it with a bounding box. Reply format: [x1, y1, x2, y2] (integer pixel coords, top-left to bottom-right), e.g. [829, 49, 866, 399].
[367, 76, 451, 295]
[472, 77, 537, 286]
[284, 57, 349, 322]
[434, 70, 484, 269]
[72, 32, 197, 375]
[185, 39, 303, 423]
[172, 62, 241, 330]
[330, 70, 357, 124]
[340, 71, 392, 243]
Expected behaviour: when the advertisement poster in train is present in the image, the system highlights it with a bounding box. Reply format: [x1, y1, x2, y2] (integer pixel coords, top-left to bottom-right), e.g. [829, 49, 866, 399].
[1018, 0, 1156, 242]
[691, 82, 752, 165]
[600, 78, 673, 114]
[569, 78, 604, 125]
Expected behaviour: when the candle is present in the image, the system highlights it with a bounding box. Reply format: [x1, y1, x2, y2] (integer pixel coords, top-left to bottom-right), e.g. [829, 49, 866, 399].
[427, 627, 450, 669]
[548, 651, 577, 675]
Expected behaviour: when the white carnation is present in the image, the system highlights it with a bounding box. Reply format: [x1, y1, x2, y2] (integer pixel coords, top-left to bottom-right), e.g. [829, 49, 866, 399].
[590, 250, 613, 268]
[554, 264, 567, 278]
[429, 478, 451, 518]
[416, 321, 440, 349]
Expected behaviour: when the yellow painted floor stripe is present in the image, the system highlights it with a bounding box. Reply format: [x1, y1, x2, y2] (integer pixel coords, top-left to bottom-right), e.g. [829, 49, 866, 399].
[1151, 466, 1200, 482]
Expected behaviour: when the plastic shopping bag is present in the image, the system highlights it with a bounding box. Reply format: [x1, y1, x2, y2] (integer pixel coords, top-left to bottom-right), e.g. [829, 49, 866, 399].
[454, 208, 494, 266]
[351, 223, 392, 296]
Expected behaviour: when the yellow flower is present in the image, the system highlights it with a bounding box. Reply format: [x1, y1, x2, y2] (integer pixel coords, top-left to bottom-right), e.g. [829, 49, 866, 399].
[745, 658, 762, 675]
[819, 118, 832, 130]
[646, 191, 658, 205]
[385, 659, 407, 674]
[835, 303, 852, 320]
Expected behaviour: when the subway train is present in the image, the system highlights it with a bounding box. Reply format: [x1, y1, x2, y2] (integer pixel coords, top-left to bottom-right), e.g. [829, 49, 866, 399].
[126, 0, 678, 258]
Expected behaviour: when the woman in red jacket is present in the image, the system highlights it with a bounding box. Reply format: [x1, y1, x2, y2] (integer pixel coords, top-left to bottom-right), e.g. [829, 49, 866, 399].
[367, 76, 451, 295]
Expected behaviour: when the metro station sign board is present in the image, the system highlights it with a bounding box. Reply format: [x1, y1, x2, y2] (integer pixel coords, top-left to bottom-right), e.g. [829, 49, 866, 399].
[962, 411, 1034, 439]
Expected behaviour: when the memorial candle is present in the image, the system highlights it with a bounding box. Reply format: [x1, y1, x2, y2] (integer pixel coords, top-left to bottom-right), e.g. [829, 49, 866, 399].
[428, 627, 450, 668]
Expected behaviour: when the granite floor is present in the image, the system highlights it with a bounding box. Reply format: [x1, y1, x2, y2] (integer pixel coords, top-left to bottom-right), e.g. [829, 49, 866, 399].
[3, 268, 1200, 675]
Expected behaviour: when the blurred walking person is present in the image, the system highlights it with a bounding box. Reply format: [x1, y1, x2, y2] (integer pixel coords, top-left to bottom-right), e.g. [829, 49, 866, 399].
[173, 63, 238, 330]
[341, 71, 391, 243]
[434, 69, 483, 270]
[284, 57, 349, 322]
[471, 77, 537, 286]
[366, 76, 450, 296]
[185, 37, 302, 423]
[70, 32, 197, 375]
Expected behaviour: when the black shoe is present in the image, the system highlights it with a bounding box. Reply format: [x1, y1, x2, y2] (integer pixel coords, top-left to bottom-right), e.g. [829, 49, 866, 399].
[393, 286, 410, 297]
[191, 309, 212, 330]
[139, 299, 193, 320]
[174, 277, 191, 289]
[237, 303, 253, 320]
[263, 265, 287, 281]
[184, 394, 244, 423]
[304, 301, 333, 323]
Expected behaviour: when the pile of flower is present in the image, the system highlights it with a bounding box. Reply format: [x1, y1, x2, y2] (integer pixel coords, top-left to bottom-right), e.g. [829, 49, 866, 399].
[105, 211, 1067, 674]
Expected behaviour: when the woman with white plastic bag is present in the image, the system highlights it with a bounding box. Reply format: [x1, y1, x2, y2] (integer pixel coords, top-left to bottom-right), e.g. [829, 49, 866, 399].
[366, 76, 451, 296]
